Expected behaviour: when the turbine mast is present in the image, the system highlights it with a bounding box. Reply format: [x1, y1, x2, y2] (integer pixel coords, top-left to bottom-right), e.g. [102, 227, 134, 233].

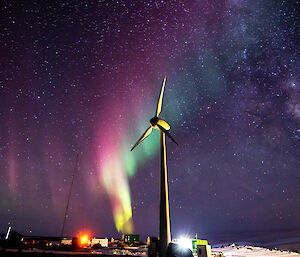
[159, 131, 171, 257]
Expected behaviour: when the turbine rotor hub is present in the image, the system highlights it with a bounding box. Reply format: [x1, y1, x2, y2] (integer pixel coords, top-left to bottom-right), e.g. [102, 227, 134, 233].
[150, 117, 159, 126]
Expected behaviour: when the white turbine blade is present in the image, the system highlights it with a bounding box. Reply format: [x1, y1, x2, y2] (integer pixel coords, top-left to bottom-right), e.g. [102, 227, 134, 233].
[156, 124, 178, 146]
[157, 118, 170, 130]
[155, 76, 167, 117]
[131, 126, 152, 151]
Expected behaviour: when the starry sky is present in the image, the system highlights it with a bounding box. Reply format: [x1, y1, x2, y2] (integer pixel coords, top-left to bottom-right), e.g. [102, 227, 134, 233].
[0, 0, 299, 245]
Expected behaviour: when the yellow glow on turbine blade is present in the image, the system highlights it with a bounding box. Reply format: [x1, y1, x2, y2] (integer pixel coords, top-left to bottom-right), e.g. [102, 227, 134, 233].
[157, 119, 170, 130]
[155, 76, 167, 117]
[131, 126, 152, 151]
[142, 127, 152, 140]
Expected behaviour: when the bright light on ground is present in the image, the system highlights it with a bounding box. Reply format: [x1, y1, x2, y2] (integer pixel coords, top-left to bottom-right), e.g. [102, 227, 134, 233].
[178, 237, 193, 251]
[80, 234, 89, 246]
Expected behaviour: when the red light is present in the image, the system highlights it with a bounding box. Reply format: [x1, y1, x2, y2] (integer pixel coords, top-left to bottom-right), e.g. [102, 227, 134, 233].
[80, 235, 88, 245]
[78, 232, 91, 247]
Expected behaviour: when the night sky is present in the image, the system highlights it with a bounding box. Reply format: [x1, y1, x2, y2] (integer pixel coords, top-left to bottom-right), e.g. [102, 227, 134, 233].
[0, 0, 299, 244]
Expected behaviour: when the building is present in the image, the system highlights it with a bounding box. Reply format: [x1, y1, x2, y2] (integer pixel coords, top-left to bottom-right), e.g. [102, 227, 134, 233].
[91, 238, 108, 247]
[197, 245, 212, 257]
[192, 239, 208, 253]
[61, 238, 72, 245]
[123, 234, 140, 244]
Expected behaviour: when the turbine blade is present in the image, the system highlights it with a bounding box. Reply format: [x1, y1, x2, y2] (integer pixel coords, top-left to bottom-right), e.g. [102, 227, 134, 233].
[130, 126, 152, 151]
[155, 76, 167, 117]
[157, 118, 170, 130]
[156, 124, 178, 146]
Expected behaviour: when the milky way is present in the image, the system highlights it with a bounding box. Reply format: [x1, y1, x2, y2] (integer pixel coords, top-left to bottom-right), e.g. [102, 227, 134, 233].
[0, 0, 299, 244]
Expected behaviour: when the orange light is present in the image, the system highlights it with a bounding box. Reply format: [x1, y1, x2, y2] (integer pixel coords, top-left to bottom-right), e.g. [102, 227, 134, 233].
[80, 235, 88, 245]
[77, 231, 92, 247]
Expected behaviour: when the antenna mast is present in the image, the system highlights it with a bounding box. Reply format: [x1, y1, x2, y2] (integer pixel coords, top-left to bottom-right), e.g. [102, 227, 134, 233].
[60, 153, 79, 238]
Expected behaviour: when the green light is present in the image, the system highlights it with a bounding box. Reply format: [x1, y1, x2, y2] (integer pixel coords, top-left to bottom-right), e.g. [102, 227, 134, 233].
[123, 151, 136, 177]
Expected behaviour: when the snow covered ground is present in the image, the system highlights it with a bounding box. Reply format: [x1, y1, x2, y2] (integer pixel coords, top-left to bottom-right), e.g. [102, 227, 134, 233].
[212, 245, 300, 257]
[2, 245, 300, 256]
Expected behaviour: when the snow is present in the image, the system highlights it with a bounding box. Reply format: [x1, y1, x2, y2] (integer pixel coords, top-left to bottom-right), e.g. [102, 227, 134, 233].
[212, 245, 300, 257]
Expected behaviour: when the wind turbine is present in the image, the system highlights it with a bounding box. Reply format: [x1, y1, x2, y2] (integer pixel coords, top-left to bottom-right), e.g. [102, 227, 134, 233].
[131, 76, 178, 257]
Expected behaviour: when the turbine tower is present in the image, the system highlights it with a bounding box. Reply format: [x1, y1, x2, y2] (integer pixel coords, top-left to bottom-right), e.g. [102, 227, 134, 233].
[131, 76, 178, 257]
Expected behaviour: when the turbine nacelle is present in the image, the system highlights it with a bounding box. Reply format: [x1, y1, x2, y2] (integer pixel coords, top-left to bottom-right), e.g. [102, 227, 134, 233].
[150, 117, 170, 131]
[131, 76, 178, 152]
[150, 116, 159, 127]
